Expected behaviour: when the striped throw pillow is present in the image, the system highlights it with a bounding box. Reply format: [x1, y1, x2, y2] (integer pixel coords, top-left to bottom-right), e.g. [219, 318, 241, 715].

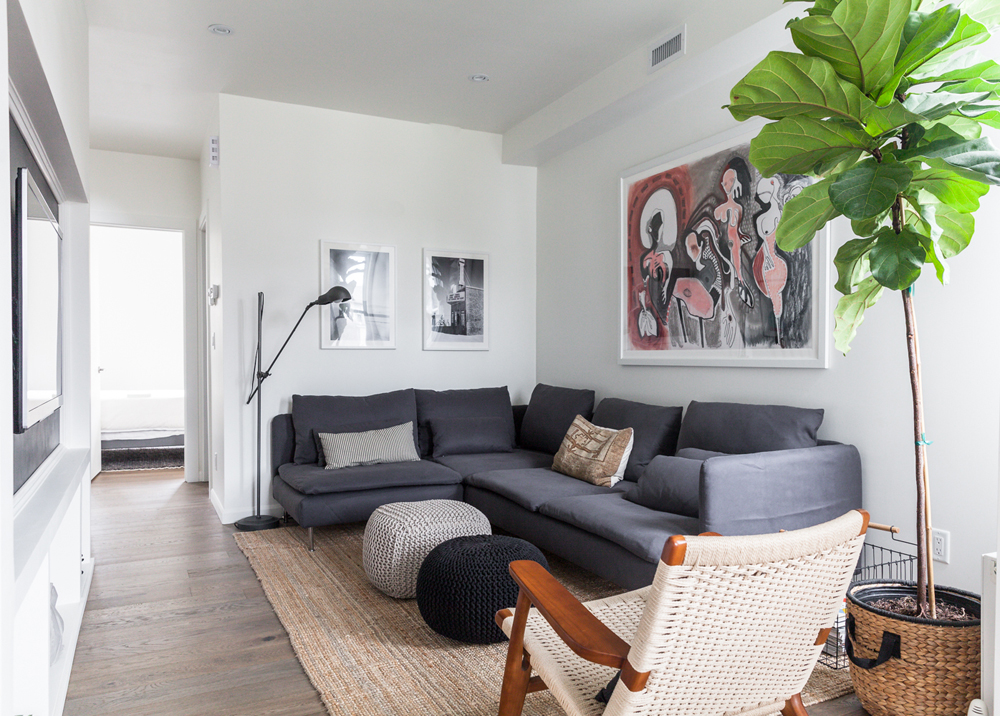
[318, 422, 420, 470]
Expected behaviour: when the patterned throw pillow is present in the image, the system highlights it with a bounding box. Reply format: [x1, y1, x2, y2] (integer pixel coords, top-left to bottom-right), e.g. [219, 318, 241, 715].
[318, 422, 421, 470]
[552, 415, 634, 487]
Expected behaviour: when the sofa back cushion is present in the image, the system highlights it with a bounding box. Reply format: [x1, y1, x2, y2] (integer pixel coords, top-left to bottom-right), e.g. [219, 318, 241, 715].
[676, 401, 824, 454]
[292, 389, 418, 464]
[625, 455, 702, 517]
[415, 387, 516, 457]
[430, 416, 515, 458]
[519, 384, 596, 455]
[592, 398, 683, 482]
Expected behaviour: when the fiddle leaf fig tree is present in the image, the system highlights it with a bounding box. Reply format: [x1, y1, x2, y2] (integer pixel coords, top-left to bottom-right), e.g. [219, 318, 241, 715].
[726, 0, 999, 618]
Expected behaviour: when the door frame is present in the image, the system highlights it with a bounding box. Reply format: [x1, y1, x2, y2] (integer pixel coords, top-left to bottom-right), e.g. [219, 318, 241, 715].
[89, 215, 204, 482]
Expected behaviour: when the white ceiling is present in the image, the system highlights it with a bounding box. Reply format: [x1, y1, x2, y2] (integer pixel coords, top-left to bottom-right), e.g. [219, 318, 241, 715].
[86, 1, 781, 160]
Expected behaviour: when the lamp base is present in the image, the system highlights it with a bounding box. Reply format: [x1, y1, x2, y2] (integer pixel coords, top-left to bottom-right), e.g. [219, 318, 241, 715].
[235, 514, 281, 532]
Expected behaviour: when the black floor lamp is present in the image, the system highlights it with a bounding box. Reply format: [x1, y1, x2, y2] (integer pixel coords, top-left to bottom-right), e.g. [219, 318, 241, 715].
[235, 285, 351, 531]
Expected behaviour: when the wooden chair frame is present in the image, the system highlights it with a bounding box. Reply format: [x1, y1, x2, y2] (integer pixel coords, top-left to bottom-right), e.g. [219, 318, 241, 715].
[495, 511, 869, 716]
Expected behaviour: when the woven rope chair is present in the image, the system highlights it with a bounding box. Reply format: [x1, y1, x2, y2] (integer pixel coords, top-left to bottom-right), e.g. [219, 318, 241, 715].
[495, 510, 869, 716]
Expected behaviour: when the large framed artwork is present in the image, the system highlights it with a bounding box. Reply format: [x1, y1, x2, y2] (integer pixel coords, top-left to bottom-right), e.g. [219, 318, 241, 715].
[423, 249, 489, 351]
[620, 126, 829, 368]
[320, 241, 395, 349]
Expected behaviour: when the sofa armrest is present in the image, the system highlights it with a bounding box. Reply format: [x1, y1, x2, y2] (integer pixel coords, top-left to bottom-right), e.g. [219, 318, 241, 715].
[698, 444, 862, 536]
[513, 404, 528, 446]
[271, 413, 296, 476]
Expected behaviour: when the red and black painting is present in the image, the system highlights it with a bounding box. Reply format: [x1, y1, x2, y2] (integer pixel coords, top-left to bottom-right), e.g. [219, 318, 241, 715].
[623, 140, 817, 362]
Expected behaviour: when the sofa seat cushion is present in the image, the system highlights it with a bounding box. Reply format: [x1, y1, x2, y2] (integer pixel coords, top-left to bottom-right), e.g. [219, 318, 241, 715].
[277, 460, 462, 496]
[539, 493, 700, 563]
[464, 468, 621, 513]
[432, 449, 553, 478]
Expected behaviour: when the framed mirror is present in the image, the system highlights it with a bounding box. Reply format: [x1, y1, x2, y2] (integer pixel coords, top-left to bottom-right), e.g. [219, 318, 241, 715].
[13, 167, 62, 432]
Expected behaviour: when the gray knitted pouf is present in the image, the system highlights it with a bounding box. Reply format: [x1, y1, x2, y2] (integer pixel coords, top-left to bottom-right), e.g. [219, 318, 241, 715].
[362, 500, 491, 598]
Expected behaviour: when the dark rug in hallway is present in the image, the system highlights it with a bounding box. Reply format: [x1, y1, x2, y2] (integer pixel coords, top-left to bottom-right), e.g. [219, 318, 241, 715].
[101, 446, 184, 472]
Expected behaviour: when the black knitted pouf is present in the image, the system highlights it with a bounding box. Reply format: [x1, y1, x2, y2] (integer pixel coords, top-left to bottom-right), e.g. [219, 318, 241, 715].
[415, 534, 548, 644]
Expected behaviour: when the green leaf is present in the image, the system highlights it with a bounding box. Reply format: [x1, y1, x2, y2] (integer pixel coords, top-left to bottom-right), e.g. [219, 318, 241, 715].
[918, 136, 1000, 183]
[910, 57, 1000, 84]
[869, 227, 927, 289]
[785, 0, 845, 16]
[940, 76, 1000, 94]
[828, 159, 914, 219]
[749, 117, 874, 176]
[904, 90, 994, 119]
[926, 235, 951, 283]
[727, 52, 870, 124]
[834, 237, 878, 293]
[834, 276, 884, 353]
[862, 100, 925, 136]
[933, 200, 975, 257]
[775, 178, 841, 250]
[956, 0, 1000, 29]
[877, 5, 961, 105]
[851, 210, 890, 236]
[788, 0, 909, 93]
[926, 114, 984, 139]
[910, 160, 990, 210]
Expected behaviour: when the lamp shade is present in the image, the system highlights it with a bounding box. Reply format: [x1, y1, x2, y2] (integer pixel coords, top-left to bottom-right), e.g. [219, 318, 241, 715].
[315, 285, 351, 306]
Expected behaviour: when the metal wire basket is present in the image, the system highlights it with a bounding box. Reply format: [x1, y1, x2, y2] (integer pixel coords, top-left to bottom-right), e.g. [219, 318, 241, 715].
[818, 539, 917, 670]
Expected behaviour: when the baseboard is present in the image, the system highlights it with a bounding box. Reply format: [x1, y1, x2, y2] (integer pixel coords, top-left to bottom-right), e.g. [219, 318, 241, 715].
[210, 488, 282, 525]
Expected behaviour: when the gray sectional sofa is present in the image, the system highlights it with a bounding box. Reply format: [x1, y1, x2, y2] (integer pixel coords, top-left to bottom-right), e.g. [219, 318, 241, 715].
[270, 384, 862, 589]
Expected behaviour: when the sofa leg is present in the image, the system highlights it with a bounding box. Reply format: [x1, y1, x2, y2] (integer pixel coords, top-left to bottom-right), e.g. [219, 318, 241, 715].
[282, 510, 290, 524]
[308, 527, 314, 552]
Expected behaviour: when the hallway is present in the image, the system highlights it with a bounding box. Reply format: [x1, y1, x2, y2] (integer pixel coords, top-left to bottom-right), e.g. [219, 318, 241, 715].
[63, 470, 325, 716]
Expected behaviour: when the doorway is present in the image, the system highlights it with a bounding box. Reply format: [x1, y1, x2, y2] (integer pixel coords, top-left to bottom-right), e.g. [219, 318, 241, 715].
[91, 225, 186, 472]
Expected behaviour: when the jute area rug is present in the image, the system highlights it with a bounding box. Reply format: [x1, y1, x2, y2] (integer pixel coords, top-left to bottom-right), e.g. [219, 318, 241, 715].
[235, 524, 853, 716]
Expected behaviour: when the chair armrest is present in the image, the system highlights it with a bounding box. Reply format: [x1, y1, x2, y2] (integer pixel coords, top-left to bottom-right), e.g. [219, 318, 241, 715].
[698, 444, 862, 536]
[507, 560, 629, 669]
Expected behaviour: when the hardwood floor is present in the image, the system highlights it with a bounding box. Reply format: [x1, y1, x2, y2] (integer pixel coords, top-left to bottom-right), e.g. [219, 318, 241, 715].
[64, 469, 326, 716]
[64, 468, 866, 716]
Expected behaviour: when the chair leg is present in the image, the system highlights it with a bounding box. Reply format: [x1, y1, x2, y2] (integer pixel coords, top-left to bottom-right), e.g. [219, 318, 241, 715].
[498, 590, 533, 716]
[781, 694, 809, 716]
[308, 527, 314, 552]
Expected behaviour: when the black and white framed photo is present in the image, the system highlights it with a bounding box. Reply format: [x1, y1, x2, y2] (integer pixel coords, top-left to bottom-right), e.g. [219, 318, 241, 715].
[423, 250, 489, 351]
[320, 241, 395, 349]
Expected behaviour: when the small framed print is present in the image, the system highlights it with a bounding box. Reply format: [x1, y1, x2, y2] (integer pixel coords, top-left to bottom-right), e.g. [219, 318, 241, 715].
[423, 250, 489, 351]
[320, 241, 395, 349]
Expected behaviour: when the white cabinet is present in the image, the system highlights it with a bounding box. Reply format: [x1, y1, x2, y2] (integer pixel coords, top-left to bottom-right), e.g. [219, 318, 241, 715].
[12, 448, 93, 716]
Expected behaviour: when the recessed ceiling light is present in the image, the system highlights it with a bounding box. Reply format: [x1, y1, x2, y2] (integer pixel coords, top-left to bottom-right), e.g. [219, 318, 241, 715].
[469, 74, 490, 82]
[208, 24, 233, 36]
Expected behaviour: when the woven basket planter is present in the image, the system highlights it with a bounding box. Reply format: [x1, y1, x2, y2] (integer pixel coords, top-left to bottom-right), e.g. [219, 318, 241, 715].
[846, 580, 981, 716]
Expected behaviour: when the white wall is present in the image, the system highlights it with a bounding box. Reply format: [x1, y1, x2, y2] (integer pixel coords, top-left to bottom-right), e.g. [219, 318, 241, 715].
[88, 149, 203, 479]
[207, 94, 537, 523]
[6, 0, 88, 711]
[16, 0, 89, 194]
[534, 19, 1000, 592]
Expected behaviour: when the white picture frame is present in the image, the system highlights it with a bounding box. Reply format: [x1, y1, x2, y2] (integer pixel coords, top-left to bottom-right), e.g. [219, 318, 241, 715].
[422, 249, 489, 351]
[619, 125, 830, 368]
[320, 241, 395, 350]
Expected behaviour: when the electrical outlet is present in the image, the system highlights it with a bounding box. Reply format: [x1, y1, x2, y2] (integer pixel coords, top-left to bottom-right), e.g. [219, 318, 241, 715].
[932, 528, 950, 564]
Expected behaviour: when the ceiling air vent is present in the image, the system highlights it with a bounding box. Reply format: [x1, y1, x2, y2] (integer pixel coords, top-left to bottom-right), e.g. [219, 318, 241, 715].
[648, 26, 686, 74]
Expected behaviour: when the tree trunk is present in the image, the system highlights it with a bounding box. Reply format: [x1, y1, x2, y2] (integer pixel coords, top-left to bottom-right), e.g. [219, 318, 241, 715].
[901, 288, 932, 617]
